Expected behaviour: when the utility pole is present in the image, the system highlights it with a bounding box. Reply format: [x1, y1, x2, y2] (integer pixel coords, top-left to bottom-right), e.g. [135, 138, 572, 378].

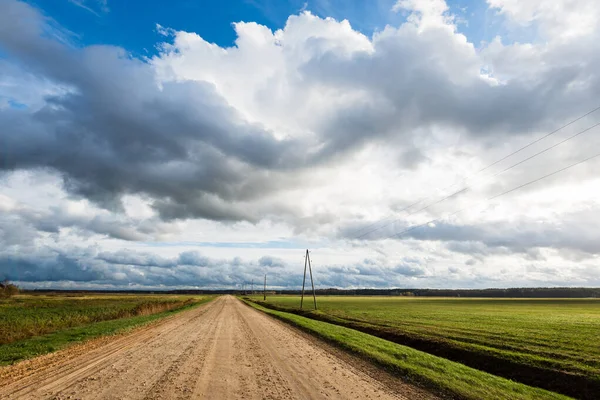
[308, 250, 317, 310]
[301, 250, 308, 309]
[251, 279, 254, 295]
[264, 274, 267, 301]
[300, 249, 317, 310]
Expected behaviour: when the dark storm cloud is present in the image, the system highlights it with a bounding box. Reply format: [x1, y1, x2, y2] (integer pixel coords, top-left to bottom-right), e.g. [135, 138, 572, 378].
[0, 202, 175, 243]
[2, 0, 600, 228]
[392, 263, 427, 277]
[0, 248, 242, 286]
[97, 249, 232, 269]
[2, 243, 597, 289]
[0, 245, 432, 289]
[258, 255, 286, 268]
[0, 253, 108, 282]
[0, 213, 40, 246]
[97, 250, 177, 268]
[2, 0, 600, 293]
[348, 209, 600, 259]
[430, 219, 599, 257]
[0, 0, 307, 222]
[302, 26, 600, 149]
[178, 251, 213, 266]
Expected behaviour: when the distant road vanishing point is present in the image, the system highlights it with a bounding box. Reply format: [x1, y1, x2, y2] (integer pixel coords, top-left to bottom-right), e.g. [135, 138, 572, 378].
[0, 295, 434, 400]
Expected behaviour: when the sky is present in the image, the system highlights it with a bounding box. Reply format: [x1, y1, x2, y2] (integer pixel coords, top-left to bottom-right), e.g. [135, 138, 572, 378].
[0, 0, 599, 290]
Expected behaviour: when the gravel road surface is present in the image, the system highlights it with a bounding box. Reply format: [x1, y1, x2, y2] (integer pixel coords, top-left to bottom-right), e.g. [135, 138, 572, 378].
[0, 295, 435, 399]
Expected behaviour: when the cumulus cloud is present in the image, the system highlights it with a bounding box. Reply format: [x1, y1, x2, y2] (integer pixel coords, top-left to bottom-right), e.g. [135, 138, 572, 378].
[3, 0, 599, 222]
[1, 0, 599, 288]
[487, 0, 600, 39]
[258, 255, 286, 268]
[0, 246, 432, 289]
[356, 209, 600, 257]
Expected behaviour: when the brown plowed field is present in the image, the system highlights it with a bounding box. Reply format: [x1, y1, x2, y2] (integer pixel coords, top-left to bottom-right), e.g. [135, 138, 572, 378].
[0, 295, 435, 399]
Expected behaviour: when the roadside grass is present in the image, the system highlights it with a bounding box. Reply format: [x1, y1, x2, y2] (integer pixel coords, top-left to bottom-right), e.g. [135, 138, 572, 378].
[248, 295, 600, 399]
[0, 294, 205, 344]
[243, 300, 570, 400]
[0, 295, 214, 365]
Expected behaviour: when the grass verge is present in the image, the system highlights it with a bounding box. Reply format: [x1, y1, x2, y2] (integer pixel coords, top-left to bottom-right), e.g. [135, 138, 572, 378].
[243, 299, 571, 400]
[248, 296, 599, 399]
[0, 296, 214, 365]
[0, 294, 207, 344]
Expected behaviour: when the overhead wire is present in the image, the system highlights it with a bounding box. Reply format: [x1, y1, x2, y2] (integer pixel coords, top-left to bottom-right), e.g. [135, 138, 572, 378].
[345, 105, 600, 240]
[354, 119, 600, 240]
[476, 105, 600, 174]
[382, 151, 600, 242]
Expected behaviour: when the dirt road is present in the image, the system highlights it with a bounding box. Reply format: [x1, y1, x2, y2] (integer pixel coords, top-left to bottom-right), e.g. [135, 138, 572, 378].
[0, 296, 433, 399]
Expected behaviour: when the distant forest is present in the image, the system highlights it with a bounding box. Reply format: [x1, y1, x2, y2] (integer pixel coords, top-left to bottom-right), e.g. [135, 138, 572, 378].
[297, 287, 600, 298]
[28, 287, 600, 298]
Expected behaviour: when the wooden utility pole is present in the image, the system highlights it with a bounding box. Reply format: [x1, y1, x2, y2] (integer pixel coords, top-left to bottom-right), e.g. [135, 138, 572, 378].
[251, 279, 254, 295]
[300, 249, 317, 310]
[307, 250, 317, 310]
[264, 274, 267, 301]
[300, 250, 308, 308]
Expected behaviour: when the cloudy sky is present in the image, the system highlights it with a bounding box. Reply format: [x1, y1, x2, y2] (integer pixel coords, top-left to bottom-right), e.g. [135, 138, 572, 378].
[1, 0, 599, 290]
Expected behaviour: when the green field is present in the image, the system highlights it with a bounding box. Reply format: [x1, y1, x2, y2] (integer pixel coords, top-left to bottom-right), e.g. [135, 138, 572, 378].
[0, 293, 212, 364]
[244, 300, 570, 400]
[248, 295, 600, 399]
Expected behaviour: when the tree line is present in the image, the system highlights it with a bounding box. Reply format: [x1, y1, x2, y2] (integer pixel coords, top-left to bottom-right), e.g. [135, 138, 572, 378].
[294, 287, 600, 298]
[26, 287, 600, 297]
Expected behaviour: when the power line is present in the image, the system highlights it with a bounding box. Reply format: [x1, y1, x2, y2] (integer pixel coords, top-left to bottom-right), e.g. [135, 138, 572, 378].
[382, 151, 600, 242]
[344, 197, 431, 238]
[494, 121, 600, 175]
[477, 105, 600, 174]
[355, 120, 600, 240]
[346, 105, 600, 240]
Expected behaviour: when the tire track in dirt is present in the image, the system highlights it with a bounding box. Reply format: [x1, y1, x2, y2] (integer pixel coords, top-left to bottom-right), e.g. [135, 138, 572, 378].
[66, 298, 225, 400]
[141, 299, 225, 400]
[232, 302, 301, 399]
[190, 297, 296, 399]
[0, 296, 437, 400]
[233, 297, 412, 400]
[8, 301, 213, 394]
[0, 299, 217, 399]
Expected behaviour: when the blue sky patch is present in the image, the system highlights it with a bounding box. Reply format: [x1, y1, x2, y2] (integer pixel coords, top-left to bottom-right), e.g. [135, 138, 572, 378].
[7, 99, 28, 109]
[29, 0, 513, 57]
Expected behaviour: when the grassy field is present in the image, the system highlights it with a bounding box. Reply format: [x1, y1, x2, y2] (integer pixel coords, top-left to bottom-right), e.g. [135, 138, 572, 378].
[0, 293, 213, 364]
[244, 300, 570, 400]
[248, 295, 600, 399]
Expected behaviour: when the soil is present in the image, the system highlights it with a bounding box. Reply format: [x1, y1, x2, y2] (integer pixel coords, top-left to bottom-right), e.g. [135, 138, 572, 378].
[0, 295, 437, 400]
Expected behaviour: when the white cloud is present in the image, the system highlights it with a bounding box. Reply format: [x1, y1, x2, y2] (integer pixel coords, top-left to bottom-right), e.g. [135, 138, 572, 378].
[68, 0, 109, 16]
[487, 0, 600, 40]
[392, 0, 452, 30]
[0, 0, 600, 288]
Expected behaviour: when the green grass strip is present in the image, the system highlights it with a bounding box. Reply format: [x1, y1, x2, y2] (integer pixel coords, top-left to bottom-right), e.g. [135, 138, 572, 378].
[244, 300, 571, 400]
[0, 297, 214, 365]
